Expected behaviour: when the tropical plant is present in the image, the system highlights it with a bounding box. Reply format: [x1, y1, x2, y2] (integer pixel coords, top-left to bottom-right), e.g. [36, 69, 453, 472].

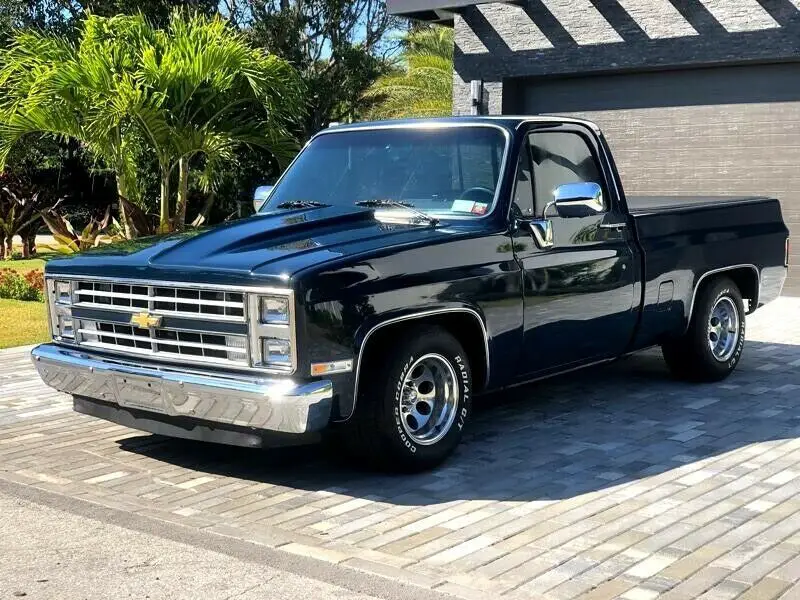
[40, 204, 121, 253]
[0, 11, 303, 235]
[364, 26, 454, 120]
[0, 174, 48, 259]
[0, 15, 151, 237]
[0, 268, 44, 301]
[242, 0, 401, 136]
[127, 11, 304, 231]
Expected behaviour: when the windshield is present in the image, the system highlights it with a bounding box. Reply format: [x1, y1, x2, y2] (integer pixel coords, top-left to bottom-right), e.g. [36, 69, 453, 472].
[263, 126, 508, 218]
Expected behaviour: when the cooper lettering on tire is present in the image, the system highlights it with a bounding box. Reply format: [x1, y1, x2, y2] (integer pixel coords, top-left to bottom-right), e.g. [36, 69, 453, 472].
[662, 276, 746, 382]
[342, 324, 473, 472]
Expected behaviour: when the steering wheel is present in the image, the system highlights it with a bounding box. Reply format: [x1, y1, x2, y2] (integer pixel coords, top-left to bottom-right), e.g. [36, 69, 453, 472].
[459, 186, 494, 204]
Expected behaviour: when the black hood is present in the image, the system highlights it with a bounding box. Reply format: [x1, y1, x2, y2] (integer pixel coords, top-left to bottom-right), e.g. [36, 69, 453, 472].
[45, 205, 460, 285]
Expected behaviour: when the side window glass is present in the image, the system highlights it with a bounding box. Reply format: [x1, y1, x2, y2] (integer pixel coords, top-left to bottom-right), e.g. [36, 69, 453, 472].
[511, 145, 535, 218]
[529, 132, 605, 215]
[459, 138, 501, 192]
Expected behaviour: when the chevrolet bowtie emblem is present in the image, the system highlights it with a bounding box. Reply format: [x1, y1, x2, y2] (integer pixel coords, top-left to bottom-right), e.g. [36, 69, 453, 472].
[130, 312, 163, 328]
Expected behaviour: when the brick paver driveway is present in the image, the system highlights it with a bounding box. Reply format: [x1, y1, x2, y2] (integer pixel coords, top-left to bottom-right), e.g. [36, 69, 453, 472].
[2, 298, 800, 600]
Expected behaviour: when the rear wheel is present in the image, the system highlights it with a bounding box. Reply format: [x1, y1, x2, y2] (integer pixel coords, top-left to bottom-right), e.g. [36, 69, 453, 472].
[662, 277, 746, 382]
[342, 325, 472, 472]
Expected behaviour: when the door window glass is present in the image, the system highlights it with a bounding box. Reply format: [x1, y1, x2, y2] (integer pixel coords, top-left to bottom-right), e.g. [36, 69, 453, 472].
[529, 132, 605, 215]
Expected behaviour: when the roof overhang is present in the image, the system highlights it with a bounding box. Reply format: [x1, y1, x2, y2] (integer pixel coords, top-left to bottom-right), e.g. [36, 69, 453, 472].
[387, 1, 512, 26]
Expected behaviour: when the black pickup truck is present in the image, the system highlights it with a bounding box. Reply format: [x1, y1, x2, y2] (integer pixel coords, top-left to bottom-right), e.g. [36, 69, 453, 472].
[32, 116, 789, 471]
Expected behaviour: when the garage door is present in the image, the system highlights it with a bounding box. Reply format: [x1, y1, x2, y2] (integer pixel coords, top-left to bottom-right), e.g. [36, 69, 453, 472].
[521, 63, 800, 295]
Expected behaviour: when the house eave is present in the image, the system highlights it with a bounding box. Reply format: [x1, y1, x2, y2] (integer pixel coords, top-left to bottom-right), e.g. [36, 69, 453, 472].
[387, 1, 515, 25]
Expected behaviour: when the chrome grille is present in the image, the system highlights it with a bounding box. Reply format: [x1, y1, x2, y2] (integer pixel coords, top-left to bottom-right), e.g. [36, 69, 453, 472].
[46, 276, 296, 374]
[76, 320, 249, 367]
[74, 281, 245, 322]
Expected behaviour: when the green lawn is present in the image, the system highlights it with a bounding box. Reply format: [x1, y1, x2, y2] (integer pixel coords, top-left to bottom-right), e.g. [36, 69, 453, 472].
[0, 257, 46, 273]
[0, 250, 53, 349]
[0, 298, 49, 349]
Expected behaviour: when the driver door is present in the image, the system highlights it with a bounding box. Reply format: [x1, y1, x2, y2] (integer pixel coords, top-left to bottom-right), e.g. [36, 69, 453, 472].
[511, 123, 638, 378]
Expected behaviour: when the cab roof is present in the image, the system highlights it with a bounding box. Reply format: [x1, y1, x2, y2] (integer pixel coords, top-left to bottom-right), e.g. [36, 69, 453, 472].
[321, 115, 601, 135]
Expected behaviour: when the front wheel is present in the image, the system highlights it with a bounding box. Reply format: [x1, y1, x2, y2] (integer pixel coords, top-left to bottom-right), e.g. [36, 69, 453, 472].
[662, 277, 746, 382]
[343, 325, 472, 472]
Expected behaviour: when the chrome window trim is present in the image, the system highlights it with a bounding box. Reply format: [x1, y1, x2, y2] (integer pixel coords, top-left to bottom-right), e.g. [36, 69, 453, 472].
[508, 120, 619, 225]
[345, 307, 490, 422]
[263, 121, 513, 222]
[510, 115, 603, 133]
[685, 264, 760, 332]
[45, 275, 297, 376]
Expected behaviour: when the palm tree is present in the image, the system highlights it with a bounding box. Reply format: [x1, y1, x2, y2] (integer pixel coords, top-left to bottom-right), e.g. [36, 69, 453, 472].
[129, 11, 304, 230]
[0, 12, 303, 234]
[364, 27, 454, 120]
[0, 16, 150, 237]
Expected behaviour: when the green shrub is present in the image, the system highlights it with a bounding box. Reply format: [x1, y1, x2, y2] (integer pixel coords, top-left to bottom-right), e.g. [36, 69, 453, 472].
[0, 269, 43, 301]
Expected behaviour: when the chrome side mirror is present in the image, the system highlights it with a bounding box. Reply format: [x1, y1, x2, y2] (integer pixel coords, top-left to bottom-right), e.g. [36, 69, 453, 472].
[553, 182, 604, 218]
[253, 185, 274, 212]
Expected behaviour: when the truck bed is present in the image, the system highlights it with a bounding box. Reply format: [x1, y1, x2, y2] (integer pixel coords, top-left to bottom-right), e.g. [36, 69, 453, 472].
[626, 193, 787, 351]
[627, 195, 773, 215]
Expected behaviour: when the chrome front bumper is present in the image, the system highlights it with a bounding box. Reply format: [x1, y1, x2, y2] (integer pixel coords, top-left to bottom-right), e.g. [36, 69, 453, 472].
[31, 344, 333, 435]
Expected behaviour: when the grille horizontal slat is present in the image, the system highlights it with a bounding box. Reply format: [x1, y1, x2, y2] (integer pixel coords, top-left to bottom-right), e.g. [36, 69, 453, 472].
[73, 282, 245, 321]
[78, 339, 249, 368]
[75, 290, 244, 308]
[77, 319, 249, 367]
[76, 328, 247, 354]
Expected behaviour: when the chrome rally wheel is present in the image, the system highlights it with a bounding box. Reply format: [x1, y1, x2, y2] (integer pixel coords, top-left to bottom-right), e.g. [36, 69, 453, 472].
[708, 296, 740, 362]
[398, 353, 459, 446]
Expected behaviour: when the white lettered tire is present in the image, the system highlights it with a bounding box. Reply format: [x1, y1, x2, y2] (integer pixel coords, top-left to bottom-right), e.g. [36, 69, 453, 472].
[346, 325, 472, 472]
[662, 277, 746, 382]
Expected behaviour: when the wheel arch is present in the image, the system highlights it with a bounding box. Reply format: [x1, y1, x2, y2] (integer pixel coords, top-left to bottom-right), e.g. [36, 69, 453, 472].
[349, 307, 490, 420]
[686, 264, 760, 333]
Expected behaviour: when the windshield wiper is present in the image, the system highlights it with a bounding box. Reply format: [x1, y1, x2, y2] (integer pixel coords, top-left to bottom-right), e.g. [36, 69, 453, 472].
[276, 200, 329, 209]
[355, 199, 439, 227]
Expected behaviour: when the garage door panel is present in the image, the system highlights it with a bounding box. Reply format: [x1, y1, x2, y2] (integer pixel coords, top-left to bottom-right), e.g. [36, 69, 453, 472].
[524, 63, 800, 112]
[523, 63, 800, 293]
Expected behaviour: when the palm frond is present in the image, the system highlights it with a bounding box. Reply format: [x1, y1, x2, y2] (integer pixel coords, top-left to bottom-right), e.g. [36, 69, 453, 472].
[364, 26, 453, 120]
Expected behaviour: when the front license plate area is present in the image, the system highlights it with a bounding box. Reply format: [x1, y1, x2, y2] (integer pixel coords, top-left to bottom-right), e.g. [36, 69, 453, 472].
[114, 374, 168, 414]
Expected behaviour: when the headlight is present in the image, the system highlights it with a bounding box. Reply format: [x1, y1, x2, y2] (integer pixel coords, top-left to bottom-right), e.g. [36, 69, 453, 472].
[262, 338, 292, 367]
[248, 291, 295, 372]
[47, 278, 75, 341]
[57, 314, 75, 339]
[260, 296, 289, 323]
[55, 280, 72, 304]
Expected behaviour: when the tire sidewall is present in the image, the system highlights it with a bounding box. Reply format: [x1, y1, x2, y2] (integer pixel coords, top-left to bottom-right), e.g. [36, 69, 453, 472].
[697, 282, 746, 375]
[383, 336, 472, 466]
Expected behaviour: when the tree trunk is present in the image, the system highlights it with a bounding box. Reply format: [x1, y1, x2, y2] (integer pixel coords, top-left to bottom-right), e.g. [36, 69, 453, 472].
[199, 190, 216, 225]
[159, 164, 171, 234]
[175, 157, 189, 231]
[116, 177, 133, 239]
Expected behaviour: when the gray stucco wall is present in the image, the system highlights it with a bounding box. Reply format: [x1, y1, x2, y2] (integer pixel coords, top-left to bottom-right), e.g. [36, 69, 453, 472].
[452, 0, 800, 115]
[451, 0, 800, 293]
